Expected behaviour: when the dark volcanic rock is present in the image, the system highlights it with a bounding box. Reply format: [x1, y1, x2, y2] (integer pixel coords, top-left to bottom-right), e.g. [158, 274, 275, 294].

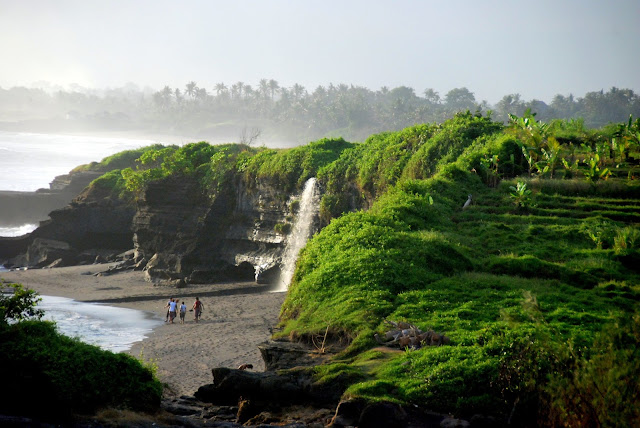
[1, 185, 135, 268]
[258, 340, 333, 371]
[358, 401, 408, 428]
[133, 175, 319, 285]
[194, 366, 342, 408]
[26, 238, 75, 268]
[329, 399, 366, 427]
[0, 170, 102, 227]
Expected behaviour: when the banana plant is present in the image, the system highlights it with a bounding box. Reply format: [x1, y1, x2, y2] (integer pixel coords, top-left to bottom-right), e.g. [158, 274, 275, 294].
[480, 154, 500, 187]
[561, 157, 580, 178]
[509, 180, 533, 208]
[509, 110, 549, 177]
[518, 142, 541, 177]
[540, 137, 563, 178]
[612, 114, 640, 163]
[583, 152, 611, 183]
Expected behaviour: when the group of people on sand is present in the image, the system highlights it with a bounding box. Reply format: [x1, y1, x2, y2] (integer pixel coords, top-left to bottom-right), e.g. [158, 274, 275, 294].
[164, 297, 205, 324]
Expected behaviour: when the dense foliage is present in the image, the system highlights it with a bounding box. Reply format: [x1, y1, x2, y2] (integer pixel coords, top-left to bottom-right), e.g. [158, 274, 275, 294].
[89, 137, 353, 201]
[0, 282, 43, 322]
[0, 282, 162, 421]
[276, 113, 640, 425]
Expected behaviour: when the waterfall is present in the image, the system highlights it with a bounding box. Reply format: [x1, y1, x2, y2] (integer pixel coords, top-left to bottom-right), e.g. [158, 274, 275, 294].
[274, 177, 320, 292]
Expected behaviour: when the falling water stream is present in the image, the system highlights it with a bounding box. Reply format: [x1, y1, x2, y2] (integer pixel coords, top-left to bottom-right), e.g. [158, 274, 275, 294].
[274, 177, 320, 292]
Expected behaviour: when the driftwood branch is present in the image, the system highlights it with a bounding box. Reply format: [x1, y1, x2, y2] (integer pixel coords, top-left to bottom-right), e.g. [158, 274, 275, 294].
[375, 320, 450, 350]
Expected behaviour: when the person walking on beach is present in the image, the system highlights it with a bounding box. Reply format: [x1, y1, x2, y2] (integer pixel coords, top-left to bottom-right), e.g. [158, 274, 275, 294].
[164, 298, 173, 322]
[193, 297, 204, 323]
[168, 298, 178, 324]
[179, 301, 187, 324]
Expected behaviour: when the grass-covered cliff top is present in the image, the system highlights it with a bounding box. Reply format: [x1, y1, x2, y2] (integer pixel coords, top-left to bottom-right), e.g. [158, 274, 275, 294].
[278, 112, 640, 425]
[77, 111, 639, 424]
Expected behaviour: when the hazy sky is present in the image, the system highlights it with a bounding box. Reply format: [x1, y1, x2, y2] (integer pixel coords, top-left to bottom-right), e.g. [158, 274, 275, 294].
[1, 0, 638, 103]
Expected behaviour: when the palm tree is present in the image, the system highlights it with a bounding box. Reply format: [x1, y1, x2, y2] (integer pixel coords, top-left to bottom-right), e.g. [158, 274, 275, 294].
[195, 87, 208, 101]
[161, 85, 173, 102]
[268, 79, 280, 100]
[153, 86, 173, 111]
[232, 81, 245, 100]
[337, 83, 349, 94]
[312, 85, 327, 99]
[508, 110, 549, 177]
[423, 88, 440, 105]
[174, 88, 183, 103]
[185, 81, 198, 98]
[291, 83, 306, 101]
[214, 82, 227, 97]
[258, 79, 270, 100]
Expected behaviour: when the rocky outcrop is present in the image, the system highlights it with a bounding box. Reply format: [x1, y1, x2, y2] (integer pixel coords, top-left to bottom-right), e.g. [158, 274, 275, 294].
[182, 338, 486, 427]
[258, 340, 334, 371]
[1, 183, 136, 268]
[133, 175, 319, 285]
[2, 166, 320, 286]
[0, 170, 102, 227]
[194, 366, 342, 407]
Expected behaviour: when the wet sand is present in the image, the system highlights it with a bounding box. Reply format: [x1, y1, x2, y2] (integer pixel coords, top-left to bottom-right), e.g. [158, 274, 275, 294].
[1, 264, 286, 398]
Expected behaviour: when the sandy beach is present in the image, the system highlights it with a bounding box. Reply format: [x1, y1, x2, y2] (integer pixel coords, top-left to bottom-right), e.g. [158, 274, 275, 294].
[1, 264, 286, 398]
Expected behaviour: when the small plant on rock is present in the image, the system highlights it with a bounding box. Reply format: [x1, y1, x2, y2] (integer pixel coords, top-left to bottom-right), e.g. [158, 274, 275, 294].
[274, 223, 292, 235]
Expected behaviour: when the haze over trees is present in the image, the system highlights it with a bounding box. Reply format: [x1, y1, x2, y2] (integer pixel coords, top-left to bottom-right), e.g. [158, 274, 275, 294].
[1, 81, 638, 144]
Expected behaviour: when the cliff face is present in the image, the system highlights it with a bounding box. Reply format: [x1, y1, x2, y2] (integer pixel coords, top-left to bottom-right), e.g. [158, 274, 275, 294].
[2, 170, 318, 285]
[133, 175, 303, 284]
[0, 194, 135, 268]
[0, 171, 134, 266]
[0, 171, 103, 227]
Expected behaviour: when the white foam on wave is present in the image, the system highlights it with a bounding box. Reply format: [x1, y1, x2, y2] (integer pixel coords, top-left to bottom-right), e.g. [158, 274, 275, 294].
[39, 295, 163, 353]
[0, 223, 38, 237]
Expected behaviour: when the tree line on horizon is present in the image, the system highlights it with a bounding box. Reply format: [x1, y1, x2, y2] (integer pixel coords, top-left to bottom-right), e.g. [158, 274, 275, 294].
[1, 80, 639, 142]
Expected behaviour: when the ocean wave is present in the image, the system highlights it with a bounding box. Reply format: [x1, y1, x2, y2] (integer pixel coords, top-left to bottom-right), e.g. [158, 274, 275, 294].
[39, 296, 163, 353]
[0, 224, 38, 237]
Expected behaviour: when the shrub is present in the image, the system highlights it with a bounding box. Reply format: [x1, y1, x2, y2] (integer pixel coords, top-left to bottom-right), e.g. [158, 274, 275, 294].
[0, 283, 162, 421]
[243, 138, 352, 193]
[0, 320, 162, 420]
[543, 312, 640, 426]
[403, 112, 502, 180]
[613, 226, 640, 255]
[0, 282, 43, 323]
[274, 223, 291, 234]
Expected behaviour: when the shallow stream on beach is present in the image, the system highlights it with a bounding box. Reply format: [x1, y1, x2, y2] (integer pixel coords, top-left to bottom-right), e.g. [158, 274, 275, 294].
[37, 295, 163, 353]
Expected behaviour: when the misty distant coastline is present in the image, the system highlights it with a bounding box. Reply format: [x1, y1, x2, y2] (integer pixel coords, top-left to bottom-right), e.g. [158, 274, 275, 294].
[2, 84, 639, 147]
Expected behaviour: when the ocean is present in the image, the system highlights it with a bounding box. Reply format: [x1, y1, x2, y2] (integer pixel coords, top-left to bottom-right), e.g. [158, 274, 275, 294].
[38, 295, 162, 353]
[0, 131, 165, 236]
[0, 132, 167, 351]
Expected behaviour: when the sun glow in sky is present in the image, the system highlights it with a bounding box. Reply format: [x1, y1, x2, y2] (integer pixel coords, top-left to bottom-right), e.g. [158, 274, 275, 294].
[1, 0, 638, 103]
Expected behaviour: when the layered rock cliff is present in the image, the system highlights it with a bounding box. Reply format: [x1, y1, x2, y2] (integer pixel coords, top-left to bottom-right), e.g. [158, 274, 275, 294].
[0, 170, 103, 227]
[0, 181, 136, 267]
[2, 171, 320, 287]
[134, 174, 316, 285]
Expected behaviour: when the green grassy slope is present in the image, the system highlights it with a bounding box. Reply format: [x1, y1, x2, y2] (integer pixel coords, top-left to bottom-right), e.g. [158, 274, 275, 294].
[278, 113, 640, 425]
[46, 111, 638, 424]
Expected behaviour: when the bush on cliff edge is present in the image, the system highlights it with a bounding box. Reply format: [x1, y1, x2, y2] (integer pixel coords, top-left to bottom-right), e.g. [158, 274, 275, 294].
[0, 283, 162, 421]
